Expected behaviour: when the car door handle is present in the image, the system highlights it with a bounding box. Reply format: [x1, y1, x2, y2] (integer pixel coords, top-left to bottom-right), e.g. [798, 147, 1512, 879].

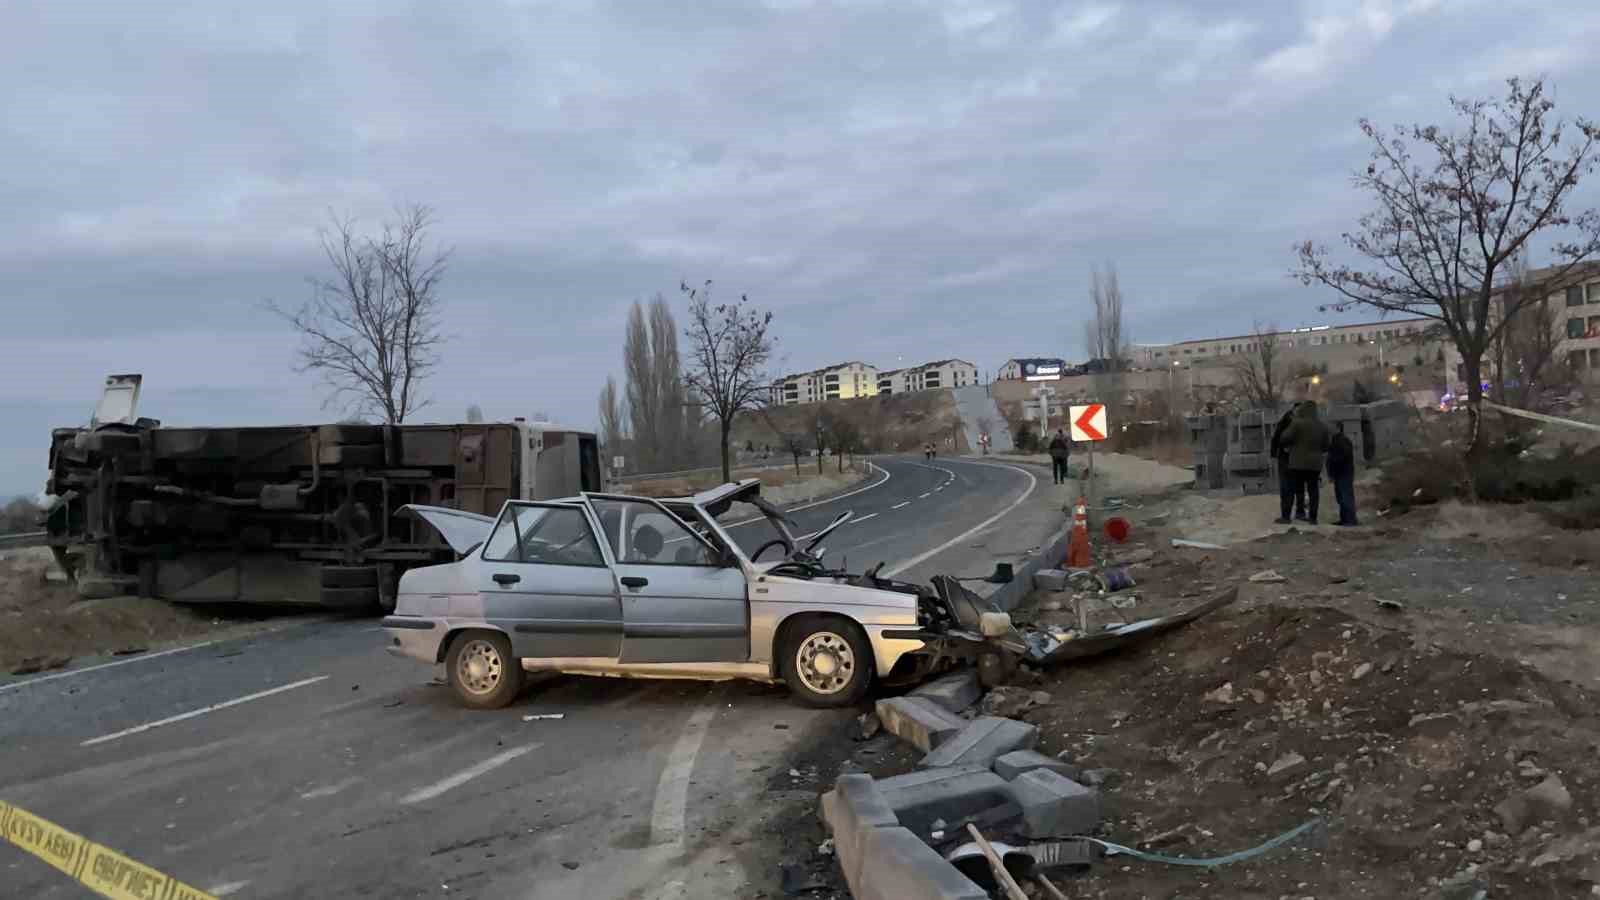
[493, 573, 521, 586]
[620, 576, 649, 589]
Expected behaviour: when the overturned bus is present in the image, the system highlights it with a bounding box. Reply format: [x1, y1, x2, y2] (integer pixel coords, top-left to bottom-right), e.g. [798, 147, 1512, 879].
[44, 375, 605, 612]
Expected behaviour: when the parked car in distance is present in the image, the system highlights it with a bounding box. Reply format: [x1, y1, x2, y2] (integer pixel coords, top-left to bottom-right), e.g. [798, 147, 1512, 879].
[383, 480, 959, 709]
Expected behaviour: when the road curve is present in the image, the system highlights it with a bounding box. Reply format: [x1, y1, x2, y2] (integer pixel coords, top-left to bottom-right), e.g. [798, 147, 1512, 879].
[0, 455, 1035, 899]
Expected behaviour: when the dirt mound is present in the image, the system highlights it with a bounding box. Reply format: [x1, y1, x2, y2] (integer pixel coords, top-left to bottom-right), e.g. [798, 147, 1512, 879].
[0, 549, 317, 674]
[734, 390, 963, 455]
[1023, 603, 1600, 898]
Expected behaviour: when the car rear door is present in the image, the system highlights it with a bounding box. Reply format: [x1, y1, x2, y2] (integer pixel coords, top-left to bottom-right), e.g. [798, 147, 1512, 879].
[584, 494, 749, 664]
[475, 501, 622, 659]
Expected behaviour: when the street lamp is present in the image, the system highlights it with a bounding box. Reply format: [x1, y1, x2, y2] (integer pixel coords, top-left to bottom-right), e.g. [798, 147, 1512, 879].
[1311, 374, 1322, 386]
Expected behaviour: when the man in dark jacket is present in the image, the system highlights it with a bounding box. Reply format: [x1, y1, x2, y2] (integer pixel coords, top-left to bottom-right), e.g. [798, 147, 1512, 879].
[1279, 401, 1332, 525]
[1327, 422, 1358, 526]
[1047, 429, 1071, 485]
[1270, 403, 1306, 524]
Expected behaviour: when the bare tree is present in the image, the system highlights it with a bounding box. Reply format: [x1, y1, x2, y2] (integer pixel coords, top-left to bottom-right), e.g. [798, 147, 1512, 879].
[1488, 254, 1570, 409]
[597, 376, 627, 456]
[622, 295, 690, 472]
[269, 205, 448, 423]
[1229, 321, 1285, 408]
[1084, 263, 1129, 369]
[681, 281, 775, 484]
[1294, 77, 1600, 454]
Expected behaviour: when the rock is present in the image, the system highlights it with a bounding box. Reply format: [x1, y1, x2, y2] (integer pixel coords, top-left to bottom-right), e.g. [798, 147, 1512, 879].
[1375, 597, 1405, 611]
[1248, 688, 1267, 704]
[1352, 663, 1373, 681]
[1081, 768, 1117, 787]
[1328, 574, 1349, 584]
[1466, 839, 1483, 853]
[1495, 775, 1573, 833]
[1266, 752, 1307, 780]
[1029, 690, 1051, 707]
[817, 838, 834, 857]
[1204, 682, 1236, 704]
[1248, 569, 1287, 583]
[980, 685, 1045, 718]
[856, 711, 881, 740]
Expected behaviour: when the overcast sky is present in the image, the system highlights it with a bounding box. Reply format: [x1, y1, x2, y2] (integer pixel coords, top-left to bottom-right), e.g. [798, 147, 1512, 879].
[4, 0, 1600, 497]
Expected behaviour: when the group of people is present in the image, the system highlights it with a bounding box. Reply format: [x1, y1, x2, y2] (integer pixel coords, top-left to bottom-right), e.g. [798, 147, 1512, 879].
[1270, 400, 1358, 527]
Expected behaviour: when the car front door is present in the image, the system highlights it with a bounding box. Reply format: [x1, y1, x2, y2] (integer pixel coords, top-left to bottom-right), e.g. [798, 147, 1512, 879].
[475, 501, 622, 659]
[585, 495, 749, 664]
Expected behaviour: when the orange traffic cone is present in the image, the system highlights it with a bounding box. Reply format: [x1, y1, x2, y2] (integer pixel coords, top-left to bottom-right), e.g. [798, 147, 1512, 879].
[1066, 496, 1092, 568]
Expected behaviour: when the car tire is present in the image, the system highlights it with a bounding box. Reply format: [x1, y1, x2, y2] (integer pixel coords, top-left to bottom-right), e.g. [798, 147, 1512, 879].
[445, 631, 523, 710]
[779, 616, 872, 708]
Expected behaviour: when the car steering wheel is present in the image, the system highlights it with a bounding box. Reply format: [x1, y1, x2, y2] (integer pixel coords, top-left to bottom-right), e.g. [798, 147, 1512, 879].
[751, 537, 793, 561]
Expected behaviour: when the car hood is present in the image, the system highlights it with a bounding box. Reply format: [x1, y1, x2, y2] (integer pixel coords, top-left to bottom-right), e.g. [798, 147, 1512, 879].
[400, 504, 495, 555]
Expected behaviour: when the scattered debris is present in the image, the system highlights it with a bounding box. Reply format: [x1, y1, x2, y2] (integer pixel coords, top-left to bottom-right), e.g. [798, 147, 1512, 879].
[522, 713, 565, 721]
[1375, 597, 1405, 611]
[1247, 569, 1286, 583]
[816, 838, 833, 857]
[110, 647, 147, 657]
[1107, 594, 1139, 610]
[1171, 538, 1227, 550]
[1114, 548, 1156, 566]
[1495, 775, 1573, 833]
[560, 861, 579, 871]
[1352, 662, 1373, 681]
[855, 711, 882, 740]
[1266, 752, 1307, 780]
[1203, 682, 1236, 704]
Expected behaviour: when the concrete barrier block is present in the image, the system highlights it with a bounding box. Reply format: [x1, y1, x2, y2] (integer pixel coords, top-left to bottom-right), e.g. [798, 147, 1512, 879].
[875, 697, 967, 753]
[911, 669, 982, 714]
[1033, 569, 1069, 592]
[820, 774, 899, 892]
[1010, 768, 1101, 838]
[878, 767, 1016, 840]
[856, 826, 990, 900]
[919, 717, 1038, 770]
[992, 749, 1082, 782]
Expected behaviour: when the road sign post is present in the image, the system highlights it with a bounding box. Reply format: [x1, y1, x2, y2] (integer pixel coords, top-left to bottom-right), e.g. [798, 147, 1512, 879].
[1070, 403, 1109, 513]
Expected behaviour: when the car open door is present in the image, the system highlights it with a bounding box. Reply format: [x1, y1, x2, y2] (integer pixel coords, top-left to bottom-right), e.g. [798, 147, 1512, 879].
[475, 501, 622, 659]
[584, 494, 749, 664]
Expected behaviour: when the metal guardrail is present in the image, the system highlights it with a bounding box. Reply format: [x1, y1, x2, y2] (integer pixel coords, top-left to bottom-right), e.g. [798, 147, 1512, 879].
[0, 531, 49, 551]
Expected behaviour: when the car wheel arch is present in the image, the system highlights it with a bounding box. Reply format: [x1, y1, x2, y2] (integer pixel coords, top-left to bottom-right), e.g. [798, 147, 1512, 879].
[437, 625, 515, 664]
[769, 611, 870, 677]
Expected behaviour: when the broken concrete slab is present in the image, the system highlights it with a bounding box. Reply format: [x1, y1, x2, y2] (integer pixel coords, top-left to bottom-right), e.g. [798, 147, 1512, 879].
[1033, 568, 1069, 592]
[919, 716, 1038, 770]
[911, 669, 982, 714]
[820, 774, 899, 892]
[1010, 768, 1101, 838]
[877, 767, 1018, 841]
[855, 826, 989, 900]
[992, 749, 1082, 782]
[875, 696, 967, 753]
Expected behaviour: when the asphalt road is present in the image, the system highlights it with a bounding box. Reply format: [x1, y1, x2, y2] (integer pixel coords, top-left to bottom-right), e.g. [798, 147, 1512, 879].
[0, 455, 1038, 900]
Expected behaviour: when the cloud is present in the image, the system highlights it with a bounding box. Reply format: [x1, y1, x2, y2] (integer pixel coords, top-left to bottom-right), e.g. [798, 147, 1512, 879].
[0, 0, 1597, 495]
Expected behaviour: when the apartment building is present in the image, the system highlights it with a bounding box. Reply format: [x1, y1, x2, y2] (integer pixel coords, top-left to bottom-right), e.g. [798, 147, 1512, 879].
[771, 361, 877, 406]
[1439, 262, 1600, 390]
[1134, 319, 1436, 368]
[876, 359, 978, 395]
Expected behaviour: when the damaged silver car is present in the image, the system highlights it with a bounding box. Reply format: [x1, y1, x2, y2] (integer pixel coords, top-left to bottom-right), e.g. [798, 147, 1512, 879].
[383, 480, 1011, 709]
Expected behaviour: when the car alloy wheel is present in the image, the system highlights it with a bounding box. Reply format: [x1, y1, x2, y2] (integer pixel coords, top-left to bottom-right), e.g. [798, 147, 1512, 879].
[795, 631, 855, 696]
[456, 638, 504, 696]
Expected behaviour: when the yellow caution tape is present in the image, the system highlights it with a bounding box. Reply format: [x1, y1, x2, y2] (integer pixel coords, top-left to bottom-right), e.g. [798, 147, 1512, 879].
[1, 799, 217, 900]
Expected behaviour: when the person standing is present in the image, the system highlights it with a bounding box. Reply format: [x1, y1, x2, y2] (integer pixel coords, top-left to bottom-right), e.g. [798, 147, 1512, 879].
[1280, 401, 1332, 525]
[1327, 422, 1358, 526]
[1047, 429, 1071, 485]
[1270, 403, 1306, 524]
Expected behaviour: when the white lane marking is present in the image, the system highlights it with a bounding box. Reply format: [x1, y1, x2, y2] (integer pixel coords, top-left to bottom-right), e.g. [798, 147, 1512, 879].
[400, 743, 540, 805]
[891, 501, 910, 510]
[80, 676, 329, 747]
[852, 513, 879, 524]
[884, 460, 1038, 577]
[919, 492, 931, 498]
[650, 700, 718, 846]
[723, 461, 892, 528]
[209, 881, 251, 897]
[300, 776, 361, 800]
[0, 641, 218, 694]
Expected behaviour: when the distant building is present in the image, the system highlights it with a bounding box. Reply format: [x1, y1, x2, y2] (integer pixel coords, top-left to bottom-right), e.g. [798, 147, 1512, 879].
[1133, 319, 1436, 368]
[877, 359, 978, 396]
[1441, 261, 1600, 390]
[997, 358, 1069, 381]
[771, 361, 877, 406]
